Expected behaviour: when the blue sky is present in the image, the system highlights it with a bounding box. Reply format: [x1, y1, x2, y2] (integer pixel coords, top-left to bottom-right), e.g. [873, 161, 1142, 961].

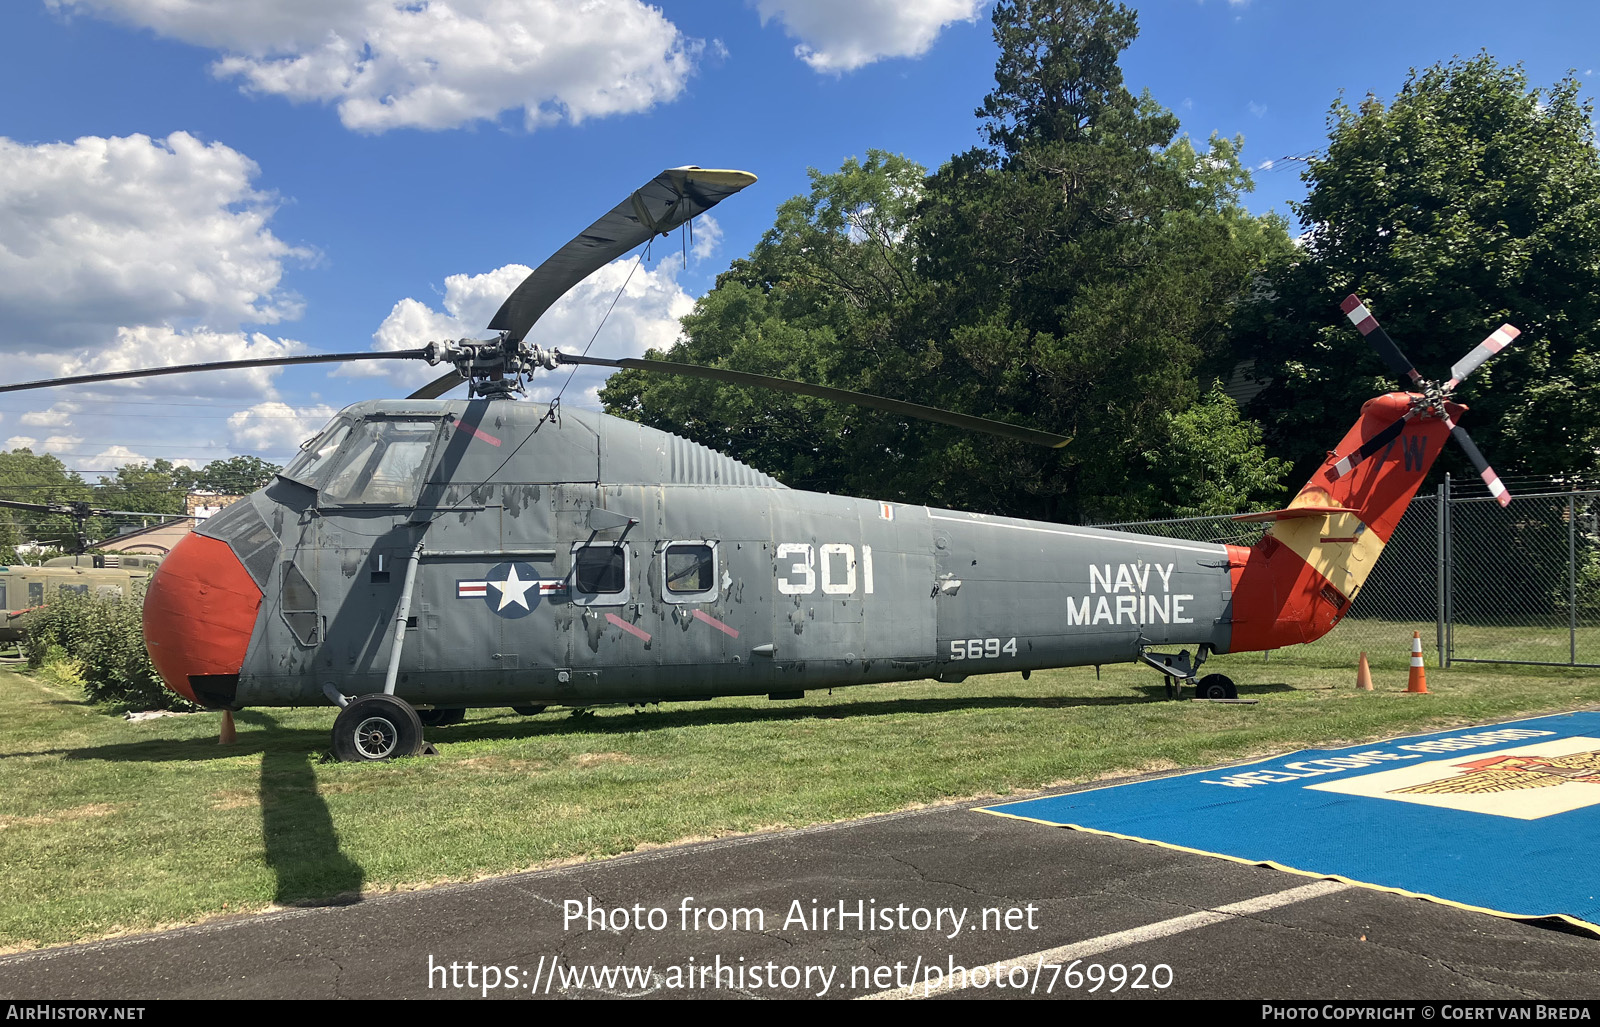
[0, 0, 1594, 477]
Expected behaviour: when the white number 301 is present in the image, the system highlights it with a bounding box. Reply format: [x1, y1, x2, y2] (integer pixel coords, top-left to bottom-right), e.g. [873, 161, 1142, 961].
[950, 637, 1017, 661]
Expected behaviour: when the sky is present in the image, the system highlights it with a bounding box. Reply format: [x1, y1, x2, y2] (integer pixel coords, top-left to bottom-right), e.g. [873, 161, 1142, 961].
[0, 0, 1595, 480]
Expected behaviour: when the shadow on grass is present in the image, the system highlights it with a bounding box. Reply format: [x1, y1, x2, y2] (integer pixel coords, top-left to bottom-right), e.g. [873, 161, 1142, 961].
[1129, 681, 1298, 700]
[32, 692, 1164, 762]
[260, 743, 364, 906]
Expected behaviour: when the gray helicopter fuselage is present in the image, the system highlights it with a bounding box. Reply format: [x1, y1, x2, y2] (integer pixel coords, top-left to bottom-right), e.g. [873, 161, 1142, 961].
[191, 399, 1235, 710]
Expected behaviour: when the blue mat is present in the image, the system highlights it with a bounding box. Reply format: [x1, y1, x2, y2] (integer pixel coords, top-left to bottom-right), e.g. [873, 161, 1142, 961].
[981, 712, 1600, 932]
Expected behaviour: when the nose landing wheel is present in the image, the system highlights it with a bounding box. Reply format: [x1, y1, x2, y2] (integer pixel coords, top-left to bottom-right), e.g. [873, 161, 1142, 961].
[332, 693, 426, 762]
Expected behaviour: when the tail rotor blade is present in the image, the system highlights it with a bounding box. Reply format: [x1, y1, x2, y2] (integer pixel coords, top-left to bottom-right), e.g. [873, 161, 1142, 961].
[1329, 411, 1415, 479]
[1342, 295, 1421, 384]
[1446, 323, 1520, 390]
[1443, 417, 1511, 507]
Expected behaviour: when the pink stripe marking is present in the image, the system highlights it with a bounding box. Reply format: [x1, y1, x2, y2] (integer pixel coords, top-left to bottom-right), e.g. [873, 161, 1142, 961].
[692, 609, 739, 638]
[605, 612, 651, 643]
[460, 423, 502, 447]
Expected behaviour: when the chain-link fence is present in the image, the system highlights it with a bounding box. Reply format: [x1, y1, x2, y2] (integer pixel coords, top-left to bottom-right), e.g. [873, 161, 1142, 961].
[1093, 478, 1600, 670]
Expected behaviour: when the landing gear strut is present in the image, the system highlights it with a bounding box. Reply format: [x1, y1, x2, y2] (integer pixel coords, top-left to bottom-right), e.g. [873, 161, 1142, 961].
[1140, 646, 1209, 701]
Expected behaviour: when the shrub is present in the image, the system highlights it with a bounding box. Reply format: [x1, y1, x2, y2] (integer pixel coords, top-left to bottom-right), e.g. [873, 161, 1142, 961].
[26, 586, 192, 711]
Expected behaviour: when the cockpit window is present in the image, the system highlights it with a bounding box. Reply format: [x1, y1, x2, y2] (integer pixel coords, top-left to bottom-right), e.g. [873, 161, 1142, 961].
[280, 418, 352, 488]
[320, 420, 439, 506]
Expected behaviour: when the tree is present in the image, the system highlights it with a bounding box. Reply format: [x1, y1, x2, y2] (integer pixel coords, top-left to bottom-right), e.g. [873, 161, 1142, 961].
[886, 0, 1293, 520]
[602, 151, 931, 497]
[0, 449, 94, 556]
[95, 459, 187, 516]
[605, 0, 1293, 522]
[189, 455, 280, 494]
[1233, 54, 1600, 486]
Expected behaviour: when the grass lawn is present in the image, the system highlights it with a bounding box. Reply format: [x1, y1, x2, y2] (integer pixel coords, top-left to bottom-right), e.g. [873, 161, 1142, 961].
[1, 652, 1597, 952]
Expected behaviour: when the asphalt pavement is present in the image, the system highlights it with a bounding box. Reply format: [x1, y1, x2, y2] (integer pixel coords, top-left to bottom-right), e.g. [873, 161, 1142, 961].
[3, 780, 1597, 1001]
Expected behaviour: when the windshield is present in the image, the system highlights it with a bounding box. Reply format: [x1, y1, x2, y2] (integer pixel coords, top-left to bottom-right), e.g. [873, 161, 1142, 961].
[320, 419, 440, 506]
[280, 418, 352, 488]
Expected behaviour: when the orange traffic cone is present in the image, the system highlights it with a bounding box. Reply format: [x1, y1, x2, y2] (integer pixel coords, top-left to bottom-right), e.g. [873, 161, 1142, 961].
[1356, 652, 1373, 691]
[219, 710, 237, 744]
[1406, 631, 1428, 693]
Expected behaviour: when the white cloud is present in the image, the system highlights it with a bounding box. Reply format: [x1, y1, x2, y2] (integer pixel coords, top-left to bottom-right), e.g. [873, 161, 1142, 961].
[19, 403, 81, 427]
[690, 212, 723, 261]
[1247, 101, 1267, 118]
[227, 401, 340, 454]
[75, 444, 200, 475]
[48, 0, 703, 133]
[365, 255, 697, 404]
[0, 131, 308, 349]
[753, 0, 983, 73]
[0, 129, 326, 472]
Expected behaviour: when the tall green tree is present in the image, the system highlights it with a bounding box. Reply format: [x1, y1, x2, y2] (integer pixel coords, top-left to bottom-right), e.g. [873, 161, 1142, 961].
[604, 0, 1291, 521]
[1234, 54, 1600, 485]
[906, 0, 1292, 520]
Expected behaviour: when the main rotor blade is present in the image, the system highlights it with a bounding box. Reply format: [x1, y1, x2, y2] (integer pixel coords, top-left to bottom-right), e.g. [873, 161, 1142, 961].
[1342, 294, 1421, 385]
[487, 167, 758, 345]
[0, 498, 186, 519]
[0, 349, 433, 396]
[1446, 323, 1520, 390]
[409, 370, 465, 400]
[1441, 414, 1511, 507]
[1329, 410, 1416, 479]
[557, 353, 1073, 449]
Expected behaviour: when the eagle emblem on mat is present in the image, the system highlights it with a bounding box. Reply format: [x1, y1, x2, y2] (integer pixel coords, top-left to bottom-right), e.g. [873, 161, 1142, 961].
[1389, 750, 1600, 795]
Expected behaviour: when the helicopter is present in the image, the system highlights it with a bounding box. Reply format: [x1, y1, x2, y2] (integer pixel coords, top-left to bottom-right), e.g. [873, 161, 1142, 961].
[0, 498, 173, 645]
[0, 166, 1520, 761]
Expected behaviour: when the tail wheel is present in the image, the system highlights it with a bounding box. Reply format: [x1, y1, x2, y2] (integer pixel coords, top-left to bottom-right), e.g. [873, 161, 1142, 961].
[1196, 674, 1238, 700]
[418, 707, 466, 727]
[332, 694, 425, 762]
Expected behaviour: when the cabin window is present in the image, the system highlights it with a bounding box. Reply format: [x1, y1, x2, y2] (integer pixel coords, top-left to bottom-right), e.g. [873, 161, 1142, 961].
[320, 419, 439, 506]
[27, 582, 43, 606]
[571, 543, 629, 605]
[0, 583, 7, 609]
[662, 542, 718, 603]
[281, 562, 319, 646]
[96, 585, 123, 598]
[280, 418, 352, 488]
[58, 584, 88, 596]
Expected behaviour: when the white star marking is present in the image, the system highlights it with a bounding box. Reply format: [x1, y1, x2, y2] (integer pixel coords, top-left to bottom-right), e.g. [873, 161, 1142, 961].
[489, 565, 538, 611]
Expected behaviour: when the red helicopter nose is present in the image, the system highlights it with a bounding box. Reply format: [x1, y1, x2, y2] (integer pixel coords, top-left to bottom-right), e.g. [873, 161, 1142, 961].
[143, 533, 263, 706]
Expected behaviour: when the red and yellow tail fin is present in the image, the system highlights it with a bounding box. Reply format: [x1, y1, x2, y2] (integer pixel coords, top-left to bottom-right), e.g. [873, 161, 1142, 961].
[1225, 392, 1455, 652]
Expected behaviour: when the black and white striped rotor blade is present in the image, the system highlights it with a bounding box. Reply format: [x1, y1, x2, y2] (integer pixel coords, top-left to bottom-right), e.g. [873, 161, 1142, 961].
[1341, 294, 1422, 385]
[1442, 416, 1511, 507]
[1329, 411, 1415, 479]
[1445, 323, 1520, 390]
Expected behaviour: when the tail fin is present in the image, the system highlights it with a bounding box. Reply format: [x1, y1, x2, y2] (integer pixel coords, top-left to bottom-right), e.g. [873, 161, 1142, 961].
[1225, 392, 1455, 652]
